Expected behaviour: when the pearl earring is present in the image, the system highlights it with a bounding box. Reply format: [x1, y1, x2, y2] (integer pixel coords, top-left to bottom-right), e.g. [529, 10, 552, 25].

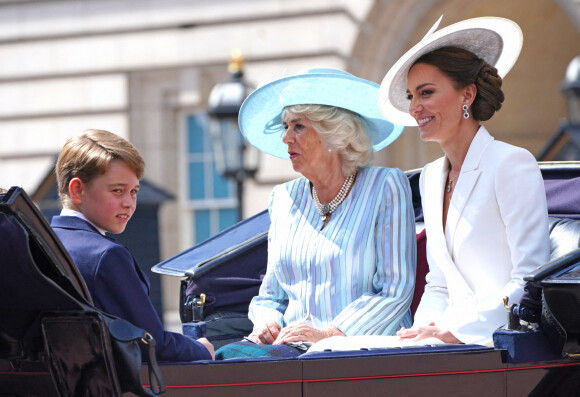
[462, 104, 469, 119]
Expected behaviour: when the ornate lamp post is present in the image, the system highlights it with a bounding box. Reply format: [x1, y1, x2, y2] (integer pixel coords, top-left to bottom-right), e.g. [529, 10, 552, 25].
[208, 50, 259, 220]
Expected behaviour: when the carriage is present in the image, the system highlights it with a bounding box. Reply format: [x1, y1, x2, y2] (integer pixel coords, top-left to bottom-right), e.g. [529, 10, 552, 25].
[2, 161, 580, 396]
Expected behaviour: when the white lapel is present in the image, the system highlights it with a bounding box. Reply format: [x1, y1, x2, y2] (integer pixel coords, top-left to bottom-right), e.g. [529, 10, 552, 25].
[423, 157, 447, 236]
[445, 127, 493, 252]
[423, 158, 458, 273]
[421, 127, 495, 301]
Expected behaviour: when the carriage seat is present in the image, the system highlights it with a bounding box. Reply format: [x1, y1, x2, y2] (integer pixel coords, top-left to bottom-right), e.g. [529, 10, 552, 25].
[180, 214, 580, 346]
[547, 216, 580, 260]
[493, 216, 580, 363]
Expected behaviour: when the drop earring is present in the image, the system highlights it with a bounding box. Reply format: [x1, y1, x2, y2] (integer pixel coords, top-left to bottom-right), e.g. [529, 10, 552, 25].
[462, 104, 469, 119]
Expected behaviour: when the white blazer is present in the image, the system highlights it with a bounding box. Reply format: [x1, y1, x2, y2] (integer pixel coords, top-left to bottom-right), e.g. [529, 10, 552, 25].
[414, 126, 550, 345]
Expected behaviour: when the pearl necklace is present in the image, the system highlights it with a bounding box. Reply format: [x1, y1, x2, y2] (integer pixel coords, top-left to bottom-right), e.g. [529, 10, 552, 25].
[312, 172, 356, 221]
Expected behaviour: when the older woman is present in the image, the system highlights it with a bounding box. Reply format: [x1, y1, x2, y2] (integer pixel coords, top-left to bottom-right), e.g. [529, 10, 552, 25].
[378, 17, 550, 346]
[216, 68, 416, 359]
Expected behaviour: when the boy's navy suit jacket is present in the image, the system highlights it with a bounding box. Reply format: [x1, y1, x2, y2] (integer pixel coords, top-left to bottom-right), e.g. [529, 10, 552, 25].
[51, 215, 211, 362]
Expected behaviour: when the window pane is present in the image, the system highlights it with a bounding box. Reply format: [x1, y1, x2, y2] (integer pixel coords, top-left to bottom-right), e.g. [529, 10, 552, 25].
[219, 208, 238, 231]
[194, 210, 211, 243]
[189, 162, 205, 199]
[212, 161, 231, 198]
[186, 113, 239, 247]
[188, 115, 205, 153]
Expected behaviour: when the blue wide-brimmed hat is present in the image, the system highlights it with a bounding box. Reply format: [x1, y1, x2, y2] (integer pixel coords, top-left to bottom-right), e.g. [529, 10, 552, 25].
[238, 68, 405, 159]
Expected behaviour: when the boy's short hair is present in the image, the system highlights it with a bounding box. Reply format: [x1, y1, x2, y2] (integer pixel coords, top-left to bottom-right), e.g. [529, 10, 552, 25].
[56, 129, 145, 206]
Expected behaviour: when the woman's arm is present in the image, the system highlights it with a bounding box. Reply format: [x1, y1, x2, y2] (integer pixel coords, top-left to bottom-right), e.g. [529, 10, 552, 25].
[494, 148, 550, 307]
[95, 245, 213, 361]
[248, 187, 289, 335]
[330, 168, 417, 336]
[247, 266, 288, 337]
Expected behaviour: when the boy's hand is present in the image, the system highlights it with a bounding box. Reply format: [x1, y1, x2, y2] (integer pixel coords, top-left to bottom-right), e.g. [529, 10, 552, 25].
[197, 337, 215, 360]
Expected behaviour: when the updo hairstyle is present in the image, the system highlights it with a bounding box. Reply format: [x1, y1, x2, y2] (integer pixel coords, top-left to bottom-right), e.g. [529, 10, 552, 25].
[413, 46, 505, 121]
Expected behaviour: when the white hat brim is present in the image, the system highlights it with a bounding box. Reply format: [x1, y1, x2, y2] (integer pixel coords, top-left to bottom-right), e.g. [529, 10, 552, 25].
[378, 17, 523, 126]
[239, 69, 405, 159]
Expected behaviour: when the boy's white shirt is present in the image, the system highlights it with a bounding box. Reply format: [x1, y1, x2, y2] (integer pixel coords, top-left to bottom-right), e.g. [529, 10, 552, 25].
[60, 208, 107, 236]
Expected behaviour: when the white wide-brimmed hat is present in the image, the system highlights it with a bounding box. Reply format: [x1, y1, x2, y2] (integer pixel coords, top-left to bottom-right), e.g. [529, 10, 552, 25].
[239, 68, 405, 159]
[378, 16, 523, 126]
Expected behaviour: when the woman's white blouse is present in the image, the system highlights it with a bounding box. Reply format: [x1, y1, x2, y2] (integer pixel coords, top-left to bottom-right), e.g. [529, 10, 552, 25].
[248, 166, 417, 336]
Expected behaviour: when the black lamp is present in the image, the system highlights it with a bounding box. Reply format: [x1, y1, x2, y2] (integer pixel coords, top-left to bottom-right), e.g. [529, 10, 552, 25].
[208, 49, 259, 220]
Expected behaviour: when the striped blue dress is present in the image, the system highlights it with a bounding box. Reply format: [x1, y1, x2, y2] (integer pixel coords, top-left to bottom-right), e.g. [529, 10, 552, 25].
[248, 166, 416, 336]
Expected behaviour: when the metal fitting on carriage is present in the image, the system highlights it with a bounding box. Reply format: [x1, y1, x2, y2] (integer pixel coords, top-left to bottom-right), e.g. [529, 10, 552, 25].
[182, 293, 206, 323]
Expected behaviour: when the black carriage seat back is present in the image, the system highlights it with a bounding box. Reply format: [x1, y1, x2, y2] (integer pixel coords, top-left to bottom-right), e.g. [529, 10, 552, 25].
[0, 187, 92, 359]
[548, 217, 580, 260]
[524, 215, 580, 358]
[522, 163, 580, 358]
[543, 162, 580, 263]
[0, 187, 152, 397]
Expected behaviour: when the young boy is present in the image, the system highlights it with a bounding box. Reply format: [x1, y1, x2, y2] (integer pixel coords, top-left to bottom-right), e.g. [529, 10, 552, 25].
[51, 129, 214, 361]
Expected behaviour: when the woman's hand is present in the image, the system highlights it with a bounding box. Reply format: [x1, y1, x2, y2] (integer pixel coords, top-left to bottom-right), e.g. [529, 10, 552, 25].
[249, 321, 282, 345]
[273, 324, 345, 344]
[397, 322, 460, 344]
